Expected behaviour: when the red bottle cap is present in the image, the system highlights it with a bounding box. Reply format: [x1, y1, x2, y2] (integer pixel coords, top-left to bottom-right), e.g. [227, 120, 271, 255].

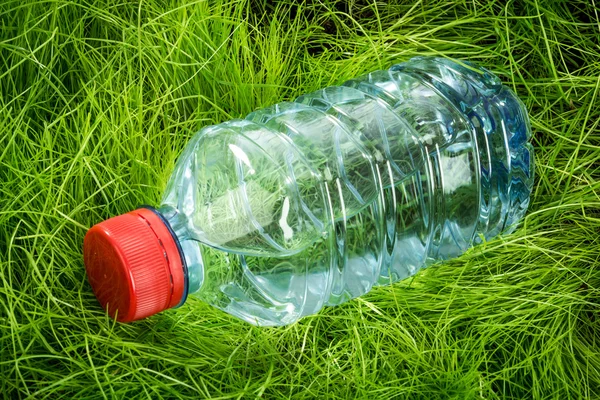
[83, 208, 185, 322]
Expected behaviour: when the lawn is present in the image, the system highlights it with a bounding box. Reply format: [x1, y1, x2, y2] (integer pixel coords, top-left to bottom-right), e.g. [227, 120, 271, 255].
[1, 0, 599, 398]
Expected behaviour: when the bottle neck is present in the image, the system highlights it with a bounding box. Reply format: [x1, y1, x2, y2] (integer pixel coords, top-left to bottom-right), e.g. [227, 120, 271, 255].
[152, 205, 205, 301]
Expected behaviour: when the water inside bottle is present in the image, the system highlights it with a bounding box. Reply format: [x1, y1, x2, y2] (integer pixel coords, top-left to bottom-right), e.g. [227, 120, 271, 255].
[160, 57, 534, 326]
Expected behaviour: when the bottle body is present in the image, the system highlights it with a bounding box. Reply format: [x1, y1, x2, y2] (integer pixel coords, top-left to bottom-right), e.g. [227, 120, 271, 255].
[157, 57, 534, 326]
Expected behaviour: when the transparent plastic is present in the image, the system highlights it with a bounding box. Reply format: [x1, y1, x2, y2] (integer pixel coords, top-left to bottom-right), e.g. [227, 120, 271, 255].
[158, 57, 534, 326]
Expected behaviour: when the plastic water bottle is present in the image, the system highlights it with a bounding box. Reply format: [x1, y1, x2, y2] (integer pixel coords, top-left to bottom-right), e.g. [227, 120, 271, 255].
[83, 57, 534, 326]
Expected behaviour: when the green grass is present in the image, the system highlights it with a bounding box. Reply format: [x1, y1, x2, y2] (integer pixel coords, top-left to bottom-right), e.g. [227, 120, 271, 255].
[1, 0, 599, 398]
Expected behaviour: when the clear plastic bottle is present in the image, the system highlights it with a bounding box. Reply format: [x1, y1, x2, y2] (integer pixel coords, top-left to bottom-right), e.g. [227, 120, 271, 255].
[83, 57, 534, 326]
